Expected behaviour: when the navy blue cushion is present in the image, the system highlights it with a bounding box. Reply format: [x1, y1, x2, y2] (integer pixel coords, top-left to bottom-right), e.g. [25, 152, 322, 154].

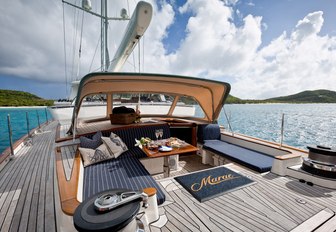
[197, 124, 221, 143]
[102, 124, 171, 148]
[80, 131, 102, 149]
[118, 146, 147, 159]
[83, 153, 165, 205]
[203, 140, 274, 173]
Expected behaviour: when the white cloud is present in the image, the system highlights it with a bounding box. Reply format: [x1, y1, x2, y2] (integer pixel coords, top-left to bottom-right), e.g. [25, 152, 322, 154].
[142, 2, 336, 99]
[291, 11, 324, 43]
[233, 11, 336, 99]
[0, 0, 64, 81]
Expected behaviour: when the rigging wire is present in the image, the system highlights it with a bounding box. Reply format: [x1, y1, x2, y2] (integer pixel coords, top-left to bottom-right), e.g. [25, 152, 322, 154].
[89, 35, 101, 73]
[223, 106, 234, 136]
[77, 10, 85, 80]
[62, 2, 68, 98]
[71, 1, 80, 82]
[138, 39, 141, 73]
[142, 35, 145, 72]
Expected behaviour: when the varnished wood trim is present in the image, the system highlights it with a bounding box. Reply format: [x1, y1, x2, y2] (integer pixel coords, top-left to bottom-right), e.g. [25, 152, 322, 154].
[55, 122, 61, 141]
[275, 152, 302, 160]
[144, 187, 157, 197]
[55, 147, 80, 215]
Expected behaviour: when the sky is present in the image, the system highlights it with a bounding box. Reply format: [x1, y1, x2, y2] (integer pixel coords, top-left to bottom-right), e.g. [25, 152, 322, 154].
[0, 0, 335, 100]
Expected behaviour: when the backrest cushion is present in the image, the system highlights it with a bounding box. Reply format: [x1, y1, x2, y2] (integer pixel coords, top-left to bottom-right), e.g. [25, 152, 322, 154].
[79, 143, 113, 167]
[108, 124, 171, 148]
[197, 124, 221, 143]
[101, 134, 128, 159]
[80, 131, 102, 149]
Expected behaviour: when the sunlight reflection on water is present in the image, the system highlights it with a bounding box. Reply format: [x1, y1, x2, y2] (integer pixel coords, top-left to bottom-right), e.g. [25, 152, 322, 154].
[216, 103, 336, 150]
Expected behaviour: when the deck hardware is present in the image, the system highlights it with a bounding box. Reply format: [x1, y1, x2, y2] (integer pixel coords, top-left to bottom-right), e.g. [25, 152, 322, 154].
[296, 198, 307, 204]
[307, 182, 314, 186]
[94, 191, 148, 212]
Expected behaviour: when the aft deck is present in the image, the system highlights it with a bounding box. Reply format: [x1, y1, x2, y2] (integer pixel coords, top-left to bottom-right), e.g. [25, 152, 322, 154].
[153, 157, 336, 231]
[0, 122, 336, 231]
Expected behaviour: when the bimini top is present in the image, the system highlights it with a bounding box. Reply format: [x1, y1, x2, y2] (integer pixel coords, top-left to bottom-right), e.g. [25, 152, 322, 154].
[70, 72, 230, 130]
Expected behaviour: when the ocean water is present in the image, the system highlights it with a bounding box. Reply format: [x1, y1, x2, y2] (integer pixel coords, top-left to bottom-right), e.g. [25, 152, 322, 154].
[0, 104, 335, 154]
[216, 103, 336, 150]
[0, 107, 52, 154]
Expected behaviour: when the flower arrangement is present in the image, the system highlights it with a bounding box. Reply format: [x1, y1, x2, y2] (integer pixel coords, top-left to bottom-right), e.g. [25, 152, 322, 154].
[134, 137, 152, 148]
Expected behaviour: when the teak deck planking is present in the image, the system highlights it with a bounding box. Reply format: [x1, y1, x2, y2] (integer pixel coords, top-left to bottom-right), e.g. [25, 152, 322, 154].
[0, 121, 58, 232]
[153, 158, 336, 231]
[0, 122, 335, 231]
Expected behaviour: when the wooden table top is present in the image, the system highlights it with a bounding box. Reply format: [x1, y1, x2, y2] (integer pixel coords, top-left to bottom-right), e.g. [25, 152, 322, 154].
[142, 141, 198, 158]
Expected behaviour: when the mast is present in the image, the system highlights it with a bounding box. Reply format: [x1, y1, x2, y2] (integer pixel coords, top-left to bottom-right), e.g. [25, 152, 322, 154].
[101, 0, 109, 71]
[62, 0, 129, 73]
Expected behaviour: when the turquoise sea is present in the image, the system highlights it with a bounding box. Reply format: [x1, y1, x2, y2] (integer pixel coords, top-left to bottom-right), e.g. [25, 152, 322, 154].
[217, 103, 336, 150]
[0, 104, 335, 154]
[0, 107, 52, 154]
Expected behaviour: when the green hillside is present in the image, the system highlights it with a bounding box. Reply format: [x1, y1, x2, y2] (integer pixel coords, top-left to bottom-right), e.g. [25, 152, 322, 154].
[0, 90, 53, 106]
[227, 89, 336, 104]
[266, 89, 336, 103]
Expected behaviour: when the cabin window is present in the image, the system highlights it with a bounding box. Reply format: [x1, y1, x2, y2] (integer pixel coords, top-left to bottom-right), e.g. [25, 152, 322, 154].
[111, 93, 205, 118]
[77, 94, 107, 120]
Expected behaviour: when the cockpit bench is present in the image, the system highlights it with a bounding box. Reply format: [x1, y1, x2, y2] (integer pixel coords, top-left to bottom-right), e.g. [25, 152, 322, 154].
[198, 124, 274, 173]
[203, 140, 274, 173]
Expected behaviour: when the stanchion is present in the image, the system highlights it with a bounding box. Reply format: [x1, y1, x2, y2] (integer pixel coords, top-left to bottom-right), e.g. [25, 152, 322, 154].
[36, 110, 41, 128]
[26, 112, 30, 137]
[280, 113, 285, 148]
[7, 114, 14, 158]
[45, 108, 48, 124]
[25, 112, 33, 146]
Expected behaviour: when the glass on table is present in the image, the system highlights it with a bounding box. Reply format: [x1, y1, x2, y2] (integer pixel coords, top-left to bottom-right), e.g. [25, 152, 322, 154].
[155, 129, 160, 141]
[159, 129, 163, 140]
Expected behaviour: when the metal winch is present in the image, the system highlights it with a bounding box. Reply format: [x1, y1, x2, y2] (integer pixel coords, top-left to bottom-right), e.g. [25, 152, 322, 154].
[302, 145, 336, 179]
[73, 189, 148, 232]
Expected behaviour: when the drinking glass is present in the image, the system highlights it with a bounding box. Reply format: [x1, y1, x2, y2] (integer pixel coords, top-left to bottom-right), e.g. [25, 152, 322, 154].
[159, 129, 163, 140]
[155, 129, 160, 141]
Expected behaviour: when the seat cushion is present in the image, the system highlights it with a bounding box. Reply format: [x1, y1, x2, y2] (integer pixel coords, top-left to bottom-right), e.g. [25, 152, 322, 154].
[83, 154, 165, 205]
[203, 140, 274, 173]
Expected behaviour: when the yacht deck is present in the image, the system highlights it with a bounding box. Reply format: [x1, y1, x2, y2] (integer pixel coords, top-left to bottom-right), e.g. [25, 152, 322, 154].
[0, 122, 335, 231]
[0, 121, 59, 232]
